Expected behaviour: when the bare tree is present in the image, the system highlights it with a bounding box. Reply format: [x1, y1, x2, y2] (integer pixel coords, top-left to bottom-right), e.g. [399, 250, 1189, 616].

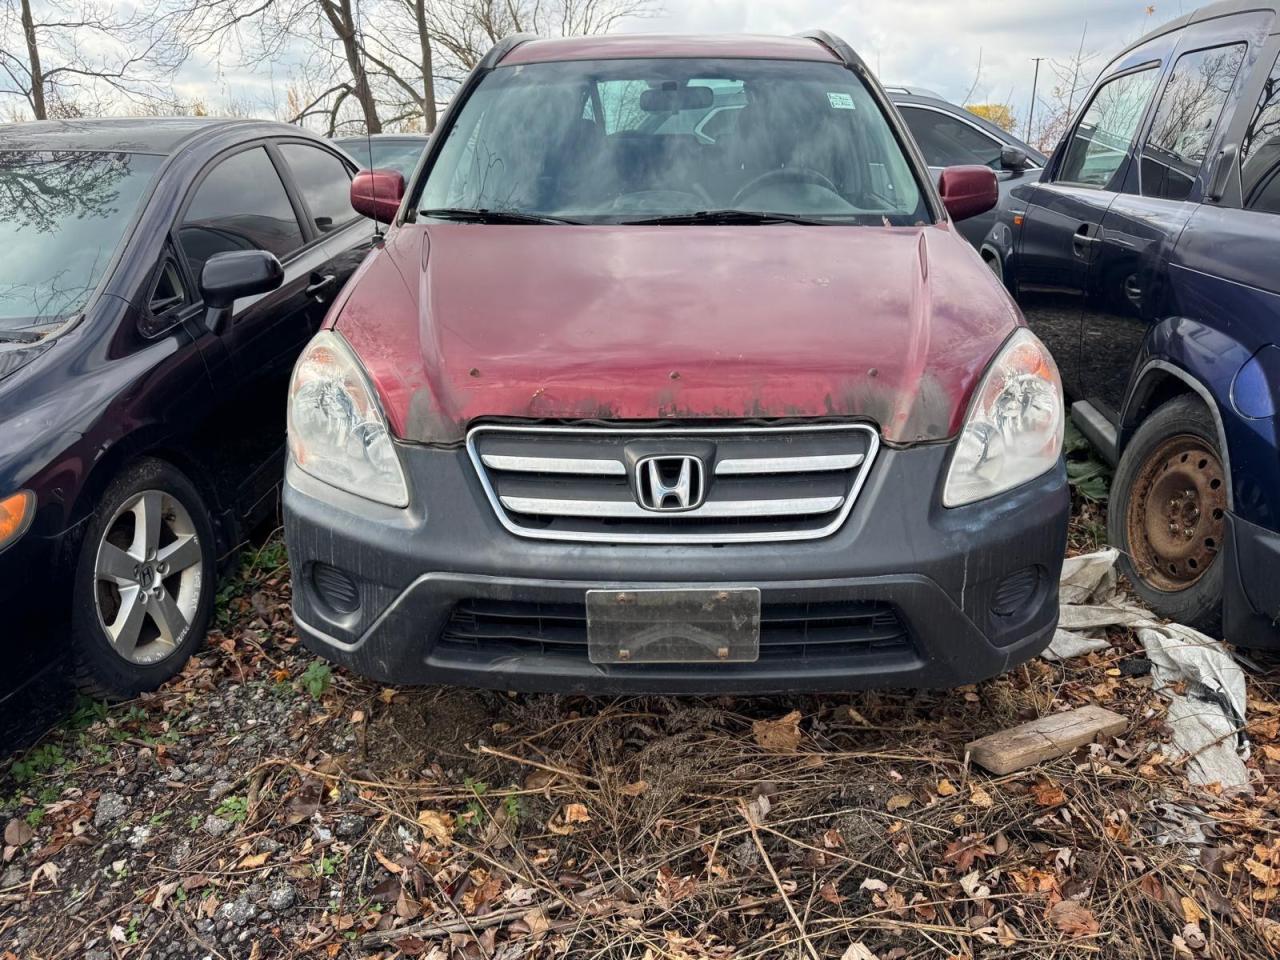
[0, 0, 187, 120]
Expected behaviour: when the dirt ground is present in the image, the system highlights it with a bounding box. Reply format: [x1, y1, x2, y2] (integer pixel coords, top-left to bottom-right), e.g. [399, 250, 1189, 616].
[3, 497, 1280, 960]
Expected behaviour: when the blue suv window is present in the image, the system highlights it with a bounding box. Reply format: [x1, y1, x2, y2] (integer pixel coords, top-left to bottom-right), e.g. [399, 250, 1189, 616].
[1242, 51, 1280, 213]
[1141, 44, 1246, 201]
[1059, 67, 1160, 188]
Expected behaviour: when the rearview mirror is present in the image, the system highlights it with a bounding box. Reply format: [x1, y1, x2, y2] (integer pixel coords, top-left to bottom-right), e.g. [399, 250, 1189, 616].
[938, 165, 999, 222]
[200, 250, 284, 334]
[351, 168, 406, 224]
[639, 85, 714, 112]
[1000, 145, 1030, 172]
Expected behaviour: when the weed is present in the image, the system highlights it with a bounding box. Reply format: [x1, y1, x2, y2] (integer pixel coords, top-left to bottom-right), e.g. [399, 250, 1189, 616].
[1064, 420, 1112, 502]
[215, 796, 249, 824]
[299, 661, 332, 700]
[12, 744, 68, 784]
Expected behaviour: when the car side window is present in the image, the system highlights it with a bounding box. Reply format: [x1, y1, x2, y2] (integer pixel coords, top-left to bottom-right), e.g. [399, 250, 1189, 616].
[138, 255, 189, 338]
[1058, 67, 1160, 188]
[899, 106, 1002, 168]
[1141, 43, 1246, 201]
[278, 142, 359, 233]
[1241, 51, 1280, 213]
[179, 147, 305, 284]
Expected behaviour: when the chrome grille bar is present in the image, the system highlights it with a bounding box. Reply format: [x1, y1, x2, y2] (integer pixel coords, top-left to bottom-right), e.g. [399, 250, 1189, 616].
[500, 495, 845, 519]
[481, 454, 625, 475]
[715, 453, 864, 475]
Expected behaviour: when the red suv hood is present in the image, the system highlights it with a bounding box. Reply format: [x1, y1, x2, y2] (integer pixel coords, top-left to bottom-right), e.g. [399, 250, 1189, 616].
[334, 222, 1020, 445]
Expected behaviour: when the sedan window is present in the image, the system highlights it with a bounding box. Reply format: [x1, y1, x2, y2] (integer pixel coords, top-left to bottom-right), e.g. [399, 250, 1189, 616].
[899, 106, 1003, 168]
[0, 151, 161, 335]
[279, 142, 359, 233]
[179, 147, 305, 282]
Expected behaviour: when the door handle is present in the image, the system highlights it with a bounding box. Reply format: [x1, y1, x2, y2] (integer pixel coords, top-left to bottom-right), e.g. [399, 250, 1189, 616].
[306, 274, 337, 298]
[1072, 223, 1099, 259]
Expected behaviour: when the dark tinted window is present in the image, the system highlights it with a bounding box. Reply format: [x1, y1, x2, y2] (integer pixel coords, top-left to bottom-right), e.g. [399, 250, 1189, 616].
[1060, 68, 1160, 187]
[279, 142, 357, 232]
[1242, 51, 1280, 213]
[179, 147, 304, 279]
[1142, 44, 1245, 201]
[0, 151, 161, 333]
[899, 106, 1003, 168]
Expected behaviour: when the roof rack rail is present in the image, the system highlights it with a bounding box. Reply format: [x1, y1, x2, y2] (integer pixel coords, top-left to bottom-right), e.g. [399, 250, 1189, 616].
[795, 30, 871, 77]
[480, 33, 538, 69]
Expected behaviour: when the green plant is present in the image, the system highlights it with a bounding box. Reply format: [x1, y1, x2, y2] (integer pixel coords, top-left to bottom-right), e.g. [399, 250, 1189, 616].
[11, 744, 68, 784]
[299, 661, 333, 700]
[1064, 420, 1112, 502]
[215, 796, 249, 824]
[25, 807, 45, 829]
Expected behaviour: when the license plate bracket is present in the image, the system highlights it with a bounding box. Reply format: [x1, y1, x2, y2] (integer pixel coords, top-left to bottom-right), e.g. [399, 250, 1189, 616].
[586, 588, 761, 664]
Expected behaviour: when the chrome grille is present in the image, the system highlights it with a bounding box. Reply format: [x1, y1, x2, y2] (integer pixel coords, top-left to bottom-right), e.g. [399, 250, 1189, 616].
[467, 423, 879, 544]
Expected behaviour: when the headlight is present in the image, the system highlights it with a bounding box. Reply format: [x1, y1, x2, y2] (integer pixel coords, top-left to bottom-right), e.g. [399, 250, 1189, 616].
[288, 331, 409, 507]
[943, 328, 1063, 507]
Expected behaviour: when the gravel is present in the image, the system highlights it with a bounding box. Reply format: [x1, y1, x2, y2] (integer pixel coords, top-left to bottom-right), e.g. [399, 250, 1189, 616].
[92, 793, 129, 829]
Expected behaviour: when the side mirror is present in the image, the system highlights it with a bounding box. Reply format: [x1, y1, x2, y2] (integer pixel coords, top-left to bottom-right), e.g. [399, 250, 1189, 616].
[351, 168, 406, 224]
[1000, 145, 1030, 172]
[938, 165, 999, 222]
[200, 250, 284, 334]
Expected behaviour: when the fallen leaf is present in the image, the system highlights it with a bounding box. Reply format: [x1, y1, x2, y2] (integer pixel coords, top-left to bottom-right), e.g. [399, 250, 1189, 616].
[752, 710, 803, 753]
[416, 809, 455, 845]
[374, 849, 403, 874]
[1031, 779, 1067, 807]
[936, 779, 957, 797]
[1180, 896, 1205, 925]
[840, 945, 880, 960]
[619, 780, 649, 797]
[1245, 859, 1280, 886]
[969, 786, 994, 809]
[886, 794, 914, 813]
[820, 881, 844, 905]
[151, 880, 179, 910]
[1049, 900, 1099, 938]
[520, 906, 552, 939]
[379, 687, 398, 704]
[547, 802, 591, 835]
[943, 836, 995, 872]
[3, 820, 33, 848]
[960, 870, 991, 899]
[859, 877, 889, 894]
[239, 851, 270, 869]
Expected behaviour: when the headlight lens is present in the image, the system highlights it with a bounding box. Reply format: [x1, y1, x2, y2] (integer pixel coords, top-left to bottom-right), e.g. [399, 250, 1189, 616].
[943, 328, 1063, 507]
[288, 331, 409, 507]
[0, 490, 34, 551]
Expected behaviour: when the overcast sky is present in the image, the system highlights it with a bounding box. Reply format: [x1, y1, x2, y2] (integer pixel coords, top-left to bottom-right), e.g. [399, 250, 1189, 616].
[177, 1, 1190, 136]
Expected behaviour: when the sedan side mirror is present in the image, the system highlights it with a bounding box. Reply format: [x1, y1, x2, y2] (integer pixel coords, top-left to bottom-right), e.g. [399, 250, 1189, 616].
[1000, 145, 1030, 172]
[938, 165, 999, 222]
[200, 249, 284, 334]
[351, 168, 406, 224]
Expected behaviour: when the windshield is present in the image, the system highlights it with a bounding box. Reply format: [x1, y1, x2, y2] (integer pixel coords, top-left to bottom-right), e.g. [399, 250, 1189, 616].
[416, 57, 927, 224]
[0, 150, 161, 334]
[339, 139, 428, 176]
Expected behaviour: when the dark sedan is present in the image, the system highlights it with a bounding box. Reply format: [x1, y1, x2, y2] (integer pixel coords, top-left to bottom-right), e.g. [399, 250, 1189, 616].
[887, 87, 1047, 278]
[0, 118, 373, 702]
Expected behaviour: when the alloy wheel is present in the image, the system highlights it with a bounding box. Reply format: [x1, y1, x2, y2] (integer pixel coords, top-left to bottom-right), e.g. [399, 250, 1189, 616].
[1125, 434, 1226, 592]
[94, 490, 203, 664]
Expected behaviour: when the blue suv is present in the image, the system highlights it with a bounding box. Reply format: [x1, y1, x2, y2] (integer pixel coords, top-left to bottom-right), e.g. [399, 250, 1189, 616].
[1005, 0, 1280, 645]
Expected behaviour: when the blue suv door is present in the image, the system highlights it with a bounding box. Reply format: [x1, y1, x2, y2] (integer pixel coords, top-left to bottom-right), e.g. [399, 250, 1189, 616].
[1082, 13, 1264, 423]
[1014, 37, 1171, 399]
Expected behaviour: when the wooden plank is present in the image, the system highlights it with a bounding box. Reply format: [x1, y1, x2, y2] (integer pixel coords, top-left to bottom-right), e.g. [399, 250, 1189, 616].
[966, 705, 1128, 775]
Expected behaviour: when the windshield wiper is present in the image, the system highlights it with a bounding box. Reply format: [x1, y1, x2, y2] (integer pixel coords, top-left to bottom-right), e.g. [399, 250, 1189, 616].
[622, 210, 833, 226]
[419, 207, 578, 225]
[0, 330, 41, 344]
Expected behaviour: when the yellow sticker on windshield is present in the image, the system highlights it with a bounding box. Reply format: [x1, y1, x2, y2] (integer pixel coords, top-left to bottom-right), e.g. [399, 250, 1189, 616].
[827, 92, 856, 110]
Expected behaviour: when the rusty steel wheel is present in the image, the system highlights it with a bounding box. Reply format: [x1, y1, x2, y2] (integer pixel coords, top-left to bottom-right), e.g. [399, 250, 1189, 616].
[1125, 435, 1227, 591]
[1109, 394, 1226, 633]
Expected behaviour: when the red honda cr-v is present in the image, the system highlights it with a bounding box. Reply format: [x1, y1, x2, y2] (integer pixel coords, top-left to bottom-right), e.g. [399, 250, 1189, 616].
[283, 31, 1069, 694]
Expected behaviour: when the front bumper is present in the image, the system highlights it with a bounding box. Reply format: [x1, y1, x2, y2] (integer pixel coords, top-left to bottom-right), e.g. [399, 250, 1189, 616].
[1223, 511, 1280, 649]
[284, 435, 1069, 694]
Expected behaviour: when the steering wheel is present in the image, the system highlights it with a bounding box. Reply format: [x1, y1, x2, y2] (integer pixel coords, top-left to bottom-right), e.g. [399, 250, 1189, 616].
[731, 167, 839, 206]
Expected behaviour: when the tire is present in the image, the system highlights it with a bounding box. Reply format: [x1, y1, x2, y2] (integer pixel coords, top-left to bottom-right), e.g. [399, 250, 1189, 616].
[71, 458, 217, 700]
[1107, 395, 1226, 633]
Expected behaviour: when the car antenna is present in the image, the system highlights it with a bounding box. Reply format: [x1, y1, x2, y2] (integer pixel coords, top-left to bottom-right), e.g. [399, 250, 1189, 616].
[354, 0, 383, 242]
